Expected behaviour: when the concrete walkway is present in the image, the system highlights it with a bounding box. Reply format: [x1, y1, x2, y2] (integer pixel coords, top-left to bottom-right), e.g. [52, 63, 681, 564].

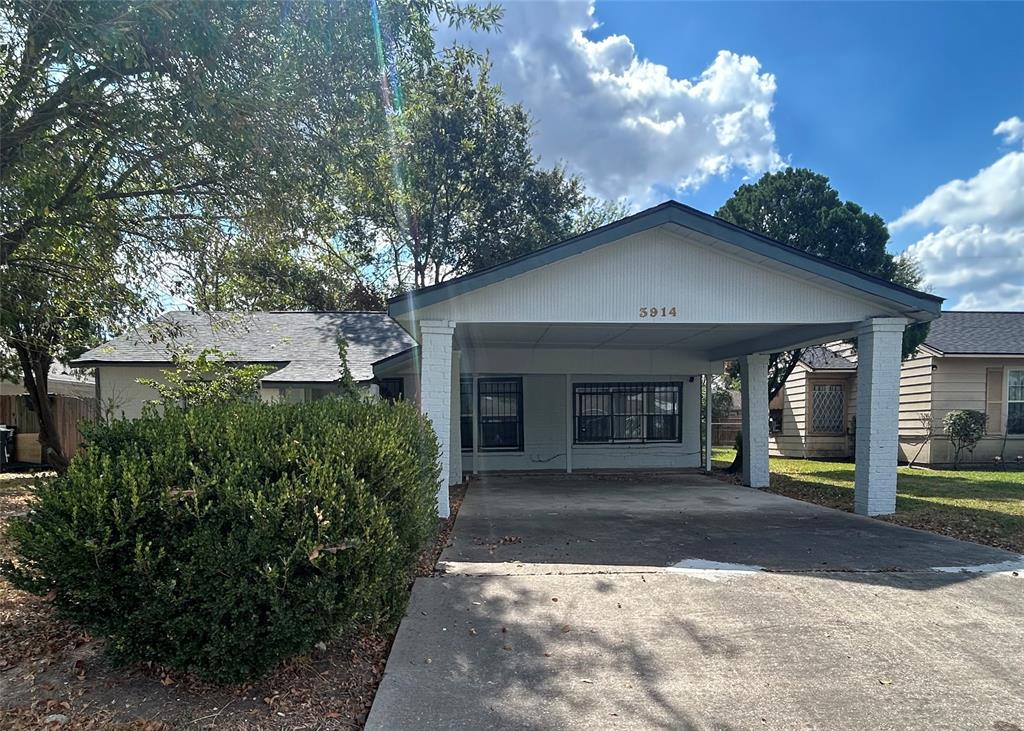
[367, 474, 1024, 730]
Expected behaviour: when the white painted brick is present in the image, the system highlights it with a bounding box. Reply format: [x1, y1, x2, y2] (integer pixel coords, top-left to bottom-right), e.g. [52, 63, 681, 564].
[741, 353, 770, 488]
[418, 320, 455, 518]
[854, 318, 906, 516]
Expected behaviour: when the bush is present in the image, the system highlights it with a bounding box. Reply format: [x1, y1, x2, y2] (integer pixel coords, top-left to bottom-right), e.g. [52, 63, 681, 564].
[943, 409, 987, 469]
[2, 397, 440, 682]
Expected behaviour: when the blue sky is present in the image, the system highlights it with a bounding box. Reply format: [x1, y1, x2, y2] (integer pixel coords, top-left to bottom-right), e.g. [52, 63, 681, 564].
[444, 1, 1024, 310]
[588, 1, 1024, 250]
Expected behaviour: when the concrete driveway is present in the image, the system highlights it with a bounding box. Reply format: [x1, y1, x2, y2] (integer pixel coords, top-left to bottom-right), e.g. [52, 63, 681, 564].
[367, 474, 1024, 731]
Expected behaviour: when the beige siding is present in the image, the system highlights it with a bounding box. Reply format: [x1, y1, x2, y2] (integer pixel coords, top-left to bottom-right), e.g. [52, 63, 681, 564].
[927, 357, 1024, 465]
[770, 363, 855, 459]
[897, 351, 934, 464]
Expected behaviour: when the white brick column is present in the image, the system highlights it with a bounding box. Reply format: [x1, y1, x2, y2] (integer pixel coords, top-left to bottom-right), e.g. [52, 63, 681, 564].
[448, 349, 462, 487]
[854, 317, 907, 516]
[418, 320, 455, 518]
[740, 353, 770, 488]
[681, 377, 701, 467]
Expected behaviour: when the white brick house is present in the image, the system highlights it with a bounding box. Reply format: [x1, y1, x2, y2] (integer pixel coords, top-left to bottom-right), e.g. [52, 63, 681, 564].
[76, 201, 942, 517]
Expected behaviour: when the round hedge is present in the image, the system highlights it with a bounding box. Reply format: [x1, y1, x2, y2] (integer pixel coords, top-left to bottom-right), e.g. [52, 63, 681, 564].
[2, 397, 440, 682]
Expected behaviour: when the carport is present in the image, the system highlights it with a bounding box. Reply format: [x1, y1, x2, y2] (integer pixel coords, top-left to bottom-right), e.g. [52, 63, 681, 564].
[383, 201, 943, 516]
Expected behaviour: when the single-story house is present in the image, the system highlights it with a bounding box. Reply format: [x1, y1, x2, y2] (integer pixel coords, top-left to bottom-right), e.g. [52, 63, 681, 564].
[769, 311, 1024, 466]
[72, 311, 416, 419]
[1, 364, 96, 465]
[74, 201, 943, 517]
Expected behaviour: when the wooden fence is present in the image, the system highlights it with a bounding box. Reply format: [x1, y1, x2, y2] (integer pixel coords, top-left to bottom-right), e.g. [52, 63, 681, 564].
[0, 394, 97, 465]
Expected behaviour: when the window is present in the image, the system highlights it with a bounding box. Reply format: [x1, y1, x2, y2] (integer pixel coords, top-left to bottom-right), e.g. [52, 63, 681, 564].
[573, 382, 682, 444]
[460, 378, 474, 451]
[769, 408, 783, 435]
[811, 383, 845, 434]
[477, 378, 523, 451]
[1009, 369, 1024, 435]
[378, 378, 404, 401]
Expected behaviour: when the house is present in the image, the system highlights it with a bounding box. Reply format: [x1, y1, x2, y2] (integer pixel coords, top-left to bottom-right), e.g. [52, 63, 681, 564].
[74, 201, 943, 517]
[0, 364, 96, 465]
[769, 311, 1024, 466]
[72, 311, 416, 419]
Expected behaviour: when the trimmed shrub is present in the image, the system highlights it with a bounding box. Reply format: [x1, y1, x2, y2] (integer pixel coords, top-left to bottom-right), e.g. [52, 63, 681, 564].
[2, 397, 439, 682]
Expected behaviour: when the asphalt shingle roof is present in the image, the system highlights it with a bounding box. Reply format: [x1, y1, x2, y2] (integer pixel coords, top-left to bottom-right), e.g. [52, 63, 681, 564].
[800, 345, 856, 370]
[923, 311, 1024, 355]
[73, 311, 415, 383]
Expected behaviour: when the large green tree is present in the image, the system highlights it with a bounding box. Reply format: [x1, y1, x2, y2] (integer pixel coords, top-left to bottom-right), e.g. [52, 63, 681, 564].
[717, 167, 927, 400]
[0, 0, 495, 467]
[341, 50, 621, 291]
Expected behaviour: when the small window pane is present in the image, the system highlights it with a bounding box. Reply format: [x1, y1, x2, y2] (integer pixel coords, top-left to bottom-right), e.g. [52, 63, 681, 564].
[1009, 403, 1024, 435]
[460, 379, 474, 450]
[812, 384, 845, 434]
[1009, 370, 1024, 402]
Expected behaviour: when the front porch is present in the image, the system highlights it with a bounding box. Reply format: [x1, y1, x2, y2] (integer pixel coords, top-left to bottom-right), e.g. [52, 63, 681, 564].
[382, 201, 942, 518]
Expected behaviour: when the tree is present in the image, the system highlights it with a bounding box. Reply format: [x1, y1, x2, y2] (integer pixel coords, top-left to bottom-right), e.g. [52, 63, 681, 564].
[943, 410, 987, 469]
[138, 348, 271, 410]
[717, 168, 929, 471]
[341, 50, 619, 290]
[1, 0, 495, 467]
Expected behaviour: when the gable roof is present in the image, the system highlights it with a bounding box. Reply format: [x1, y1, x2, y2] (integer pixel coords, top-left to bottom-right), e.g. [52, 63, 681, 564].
[72, 311, 415, 383]
[800, 344, 857, 371]
[389, 200, 943, 318]
[922, 311, 1024, 355]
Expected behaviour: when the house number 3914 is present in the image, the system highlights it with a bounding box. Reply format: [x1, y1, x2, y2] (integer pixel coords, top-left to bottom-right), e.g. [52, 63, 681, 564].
[639, 306, 678, 318]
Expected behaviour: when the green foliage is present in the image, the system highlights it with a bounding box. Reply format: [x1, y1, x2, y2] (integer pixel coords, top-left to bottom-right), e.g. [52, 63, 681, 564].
[137, 348, 272, 410]
[717, 168, 931, 407]
[942, 410, 987, 469]
[2, 397, 440, 682]
[710, 384, 735, 424]
[343, 49, 621, 290]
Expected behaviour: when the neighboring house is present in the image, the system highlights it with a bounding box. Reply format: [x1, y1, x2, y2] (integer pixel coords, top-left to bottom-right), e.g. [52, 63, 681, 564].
[72, 311, 416, 419]
[0, 364, 96, 465]
[770, 311, 1024, 466]
[74, 201, 943, 517]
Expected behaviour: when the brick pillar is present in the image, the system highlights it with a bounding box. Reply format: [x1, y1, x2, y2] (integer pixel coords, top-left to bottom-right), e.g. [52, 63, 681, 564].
[741, 353, 770, 488]
[419, 320, 455, 518]
[681, 377, 701, 468]
[854, 318, 906, 516]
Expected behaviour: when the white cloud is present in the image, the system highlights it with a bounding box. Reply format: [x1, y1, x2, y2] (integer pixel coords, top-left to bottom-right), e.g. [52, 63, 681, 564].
[994, 115, 1024, 145]
[436, 1, 782, 205]
[898, 117, 1024, 311]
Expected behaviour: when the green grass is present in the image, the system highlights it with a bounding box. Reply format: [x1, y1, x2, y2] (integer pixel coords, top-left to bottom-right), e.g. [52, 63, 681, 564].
[711, 448, 1024, 552]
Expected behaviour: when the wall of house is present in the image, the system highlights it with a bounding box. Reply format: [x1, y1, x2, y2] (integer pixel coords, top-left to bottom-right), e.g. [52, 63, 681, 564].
[925, 357, 1024, 465]
[769, 364, 856, 459]
[455, 372, 702, 474]
[96, 366, 166, 419]
[897, 351, 935, 464]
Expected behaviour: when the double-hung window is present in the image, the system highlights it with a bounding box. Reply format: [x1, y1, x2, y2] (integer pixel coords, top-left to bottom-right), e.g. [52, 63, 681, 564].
[477, 378, 523, 451]
[811, 383, 845, 434]
[573, 382, 682, 444]
[1009, 369, 1024, 435]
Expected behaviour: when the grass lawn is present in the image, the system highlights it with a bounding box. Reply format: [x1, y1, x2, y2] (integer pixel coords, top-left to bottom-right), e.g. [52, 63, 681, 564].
[712, 448, 1024, 553]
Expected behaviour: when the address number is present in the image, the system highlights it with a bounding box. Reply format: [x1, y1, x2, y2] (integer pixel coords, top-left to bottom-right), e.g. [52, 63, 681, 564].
[639, 306, 678, 318]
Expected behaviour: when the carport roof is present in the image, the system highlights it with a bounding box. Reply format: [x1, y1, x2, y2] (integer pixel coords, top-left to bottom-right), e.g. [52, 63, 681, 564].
[388, 200, 943, 318]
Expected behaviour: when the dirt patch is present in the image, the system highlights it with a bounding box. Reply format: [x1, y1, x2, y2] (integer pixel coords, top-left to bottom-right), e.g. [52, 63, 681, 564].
[0, 479, 469, 730]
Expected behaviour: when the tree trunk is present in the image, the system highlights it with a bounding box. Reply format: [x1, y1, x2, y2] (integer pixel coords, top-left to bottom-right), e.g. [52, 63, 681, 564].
[14, 343, 69, 472]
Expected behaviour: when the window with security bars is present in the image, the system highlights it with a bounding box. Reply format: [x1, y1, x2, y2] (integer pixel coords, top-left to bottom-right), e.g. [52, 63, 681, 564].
[477, 378, 523, 451]
[574, 382, 682, 444]
[460, 378, 474, 450]
[1009, 370, 1024, 435]
[811, 383, 845, 434]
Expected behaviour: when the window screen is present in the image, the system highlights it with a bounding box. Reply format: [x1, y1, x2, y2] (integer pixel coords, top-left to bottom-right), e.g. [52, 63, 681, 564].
[460, 378, 474, 450]
[573, 382, 681, 444]
[378, 378, 404, 401]
[811, 383, 845, 434]
[477, 378, 523, 451]
[1009, 370, 1024, 435]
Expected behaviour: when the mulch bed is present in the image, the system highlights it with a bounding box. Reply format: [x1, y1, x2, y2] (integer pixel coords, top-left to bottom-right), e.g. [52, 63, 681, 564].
[0, 479, 468, 730]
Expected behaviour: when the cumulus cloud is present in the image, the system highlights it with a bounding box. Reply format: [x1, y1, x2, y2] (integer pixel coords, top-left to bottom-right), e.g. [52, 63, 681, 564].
[436, 1, 783, 204]
[994, 116, 1024, 145]
[899, 117, 1024, 311]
